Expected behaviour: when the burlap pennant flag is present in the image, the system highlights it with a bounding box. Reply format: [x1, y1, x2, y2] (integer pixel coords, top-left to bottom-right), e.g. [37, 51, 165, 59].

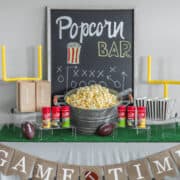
[32, 158, 57, 180]
[56, 163, 79, 180]
[80, 166, 103, 180]
[169, 145, 180, 170]
[126, 159, 152, 180]
[6, 149, 36, 179]
[104, 164, 127, 180]
[147, 151, 177, 180]
[0, 144, 14, 175]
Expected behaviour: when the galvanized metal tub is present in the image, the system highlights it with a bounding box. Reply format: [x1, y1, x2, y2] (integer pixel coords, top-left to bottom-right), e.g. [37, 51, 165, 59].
[65, 88, 121, 135]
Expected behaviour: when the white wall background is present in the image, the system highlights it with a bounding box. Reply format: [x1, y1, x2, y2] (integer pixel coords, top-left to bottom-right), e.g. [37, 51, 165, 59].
[1, 0, 180, 115]
[0, 0, 180, 175]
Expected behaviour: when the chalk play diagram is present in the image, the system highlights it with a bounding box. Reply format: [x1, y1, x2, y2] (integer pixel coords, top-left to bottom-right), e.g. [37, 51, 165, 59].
[56, 65, 128, 92]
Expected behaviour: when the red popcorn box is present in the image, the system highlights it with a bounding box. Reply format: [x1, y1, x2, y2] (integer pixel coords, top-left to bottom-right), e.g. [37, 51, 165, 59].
[67, 42, 81, 64]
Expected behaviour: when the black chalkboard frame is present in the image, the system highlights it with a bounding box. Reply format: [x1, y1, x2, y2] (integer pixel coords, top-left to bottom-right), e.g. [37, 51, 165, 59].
[47, 8, 135, 98]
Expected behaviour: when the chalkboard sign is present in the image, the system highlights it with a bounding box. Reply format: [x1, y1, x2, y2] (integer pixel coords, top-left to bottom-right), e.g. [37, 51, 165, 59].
[47, 9, 134, 97]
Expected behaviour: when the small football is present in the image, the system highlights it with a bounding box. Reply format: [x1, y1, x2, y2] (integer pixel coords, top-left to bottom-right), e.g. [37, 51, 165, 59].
[22, 122, 35, 139]
[96, 123, 114, 136]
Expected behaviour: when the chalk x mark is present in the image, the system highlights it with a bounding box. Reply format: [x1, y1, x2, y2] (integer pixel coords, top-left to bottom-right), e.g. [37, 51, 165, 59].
[56, 66, 63, 73]
[89, 70, 95, 78]
[73, 69, 79, 77]
[82, 70, 88, 77]
[97, 70, 104, 78]
[110, 66, 117, 73]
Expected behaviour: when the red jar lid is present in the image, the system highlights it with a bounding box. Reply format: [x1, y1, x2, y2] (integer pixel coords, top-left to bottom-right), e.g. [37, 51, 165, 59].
[118, 105, 126, 111]
[61, 105, 70, 111]
[137, 106, 146, 112]
[52, 106, 61, 113]
[127, 106, 136, 111]
[42, 106, 51, 113]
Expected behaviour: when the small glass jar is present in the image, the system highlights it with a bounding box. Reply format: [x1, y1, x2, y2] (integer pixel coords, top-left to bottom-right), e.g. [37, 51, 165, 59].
[61, 106, 70, 128]
[51, 106, 61, 127]
[127, 106, 136, 128]
[137, 106, 146, 128]
[118, 106, 126, 128]
[42, 107, 51, 128]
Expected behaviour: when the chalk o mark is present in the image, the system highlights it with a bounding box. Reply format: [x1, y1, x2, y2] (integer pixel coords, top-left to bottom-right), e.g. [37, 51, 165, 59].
[99, 81, 107, 87]
[79, 81, 87, 87]
[71, 81, 78, 89]
[88, 80, 96, 86]
[114, 81, 121, 88]
[57, 75, 64, 83]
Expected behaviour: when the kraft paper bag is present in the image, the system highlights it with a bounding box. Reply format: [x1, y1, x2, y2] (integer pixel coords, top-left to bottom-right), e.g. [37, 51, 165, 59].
[16, 81, 36, 112]
[80, 166, 103, 180]
[169, 144, 180, 170]
[32, 158, 57, 180]
[126, 159, 152, 180]
[0, 144, 14, 175]
[35, 80, 51, 112]
[7, 150, 36, 180]
[104, 164, 127, 180]
[57, 163, 79, 180]
[147, 151, 177, 180]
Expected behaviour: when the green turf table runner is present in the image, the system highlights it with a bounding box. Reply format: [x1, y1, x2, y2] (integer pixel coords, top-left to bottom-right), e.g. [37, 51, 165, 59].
[0, 123, 180, 142]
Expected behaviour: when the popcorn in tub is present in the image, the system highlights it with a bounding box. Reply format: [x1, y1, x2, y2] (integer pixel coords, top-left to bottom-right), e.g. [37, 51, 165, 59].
[65, 84, 119, 109]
